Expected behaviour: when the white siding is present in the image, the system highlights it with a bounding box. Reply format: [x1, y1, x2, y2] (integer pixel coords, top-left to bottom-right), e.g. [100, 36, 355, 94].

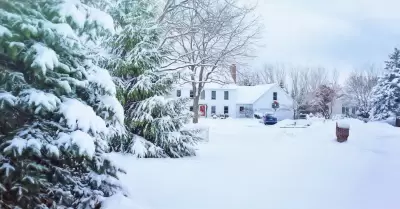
[236, 104, 253, 118]
[201, 88, 237, 118]
[170, 87, 237, 118]
[330, 99, 344, 116]
[252, 85, 294, 120]
[330, 97, 359, 117]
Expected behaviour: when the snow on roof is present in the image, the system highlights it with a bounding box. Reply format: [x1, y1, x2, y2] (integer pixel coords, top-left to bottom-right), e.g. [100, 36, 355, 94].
[204, 82, 237, 89]
[236, 84, 276, 104]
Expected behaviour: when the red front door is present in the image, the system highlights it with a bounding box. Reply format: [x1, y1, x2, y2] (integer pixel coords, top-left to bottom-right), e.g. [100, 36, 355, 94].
[199, 105, 206, 117]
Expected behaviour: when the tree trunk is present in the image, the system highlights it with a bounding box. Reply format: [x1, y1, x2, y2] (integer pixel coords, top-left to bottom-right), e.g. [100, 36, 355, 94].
[192, 96, 200, 123]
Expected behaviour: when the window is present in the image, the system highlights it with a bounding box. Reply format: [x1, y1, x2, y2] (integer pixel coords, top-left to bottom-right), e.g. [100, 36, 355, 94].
[342, 107, 346, 114]
[239, 106, 244, 113]
[224, 91, 229, 100]
[352, 107, 356, 114]
[224, 106, 229, 114]
[190, 90, 194, 98]
[200, 90, 205, 100]
[273, 92, 278, 100]
[211, 106, 216, 114]
[211, 91, 216, 100]
[177, 90, 181, 97]
[190, 106, 193, 112]
[174, 73, 181, 83]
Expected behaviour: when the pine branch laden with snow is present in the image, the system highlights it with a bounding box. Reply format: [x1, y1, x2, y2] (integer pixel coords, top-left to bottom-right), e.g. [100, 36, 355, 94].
[0, 0, 126, 208]
[106, 0, 202, 158]
[128, 96, 202, 158]
[111, 92, 202, 158]
[369, 49, 400, 121]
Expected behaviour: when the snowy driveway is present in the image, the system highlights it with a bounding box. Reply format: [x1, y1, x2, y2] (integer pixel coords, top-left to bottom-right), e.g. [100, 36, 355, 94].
[111, 119, 400, 209]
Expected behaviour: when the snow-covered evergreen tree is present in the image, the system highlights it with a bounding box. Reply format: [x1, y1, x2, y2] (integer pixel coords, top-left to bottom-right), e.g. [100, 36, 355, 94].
[108, 0, 202, 158]
[384, 48, 400, 70]
[369, 48, 400, 121]
[0, 0, 125, 208]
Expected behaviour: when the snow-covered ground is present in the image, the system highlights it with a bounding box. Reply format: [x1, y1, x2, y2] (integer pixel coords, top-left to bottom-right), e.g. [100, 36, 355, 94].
[109, 118, 400, 209]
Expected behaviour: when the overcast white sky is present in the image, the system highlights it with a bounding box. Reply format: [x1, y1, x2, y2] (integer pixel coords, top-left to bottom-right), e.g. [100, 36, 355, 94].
[246, 0, 400, 81]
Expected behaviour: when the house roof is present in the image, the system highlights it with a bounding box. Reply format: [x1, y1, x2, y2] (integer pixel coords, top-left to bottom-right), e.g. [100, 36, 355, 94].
[236, 83, 277, 104]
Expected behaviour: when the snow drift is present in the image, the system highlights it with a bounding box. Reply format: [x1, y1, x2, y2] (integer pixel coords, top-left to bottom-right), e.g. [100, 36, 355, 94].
[110, 118, 400, 209]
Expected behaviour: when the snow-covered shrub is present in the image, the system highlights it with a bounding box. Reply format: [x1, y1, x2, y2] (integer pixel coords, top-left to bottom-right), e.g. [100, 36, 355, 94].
[107, 0, 203, 158]
[0, 1, 125, 208]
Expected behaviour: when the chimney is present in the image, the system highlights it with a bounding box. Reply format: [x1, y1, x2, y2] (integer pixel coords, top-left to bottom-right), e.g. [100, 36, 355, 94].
[230, 64, 237, 83]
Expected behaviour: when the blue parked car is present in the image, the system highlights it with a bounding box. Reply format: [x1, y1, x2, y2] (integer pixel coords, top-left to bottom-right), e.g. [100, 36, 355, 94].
[263, 113, 277, 125]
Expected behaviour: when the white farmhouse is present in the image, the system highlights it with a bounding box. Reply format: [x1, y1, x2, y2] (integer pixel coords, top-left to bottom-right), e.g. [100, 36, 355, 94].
[169, 64, 295, 120]
[171, 82, 294, 120]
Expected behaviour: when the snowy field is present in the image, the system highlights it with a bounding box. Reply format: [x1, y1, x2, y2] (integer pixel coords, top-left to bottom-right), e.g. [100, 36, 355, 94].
[110, 118, 400, 209]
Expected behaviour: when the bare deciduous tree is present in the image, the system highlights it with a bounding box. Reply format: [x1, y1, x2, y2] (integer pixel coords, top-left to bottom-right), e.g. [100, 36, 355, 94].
[310, 84, 340, 119]
[344, 66, 379, 118]
[162, 0, 262, 123]
[258, 63, 287, 86]
[237, 69, 262, 86]
[289, 67, 310, 115]
[308, 67, 328, 92]
[158, 0, 189, 23]
[331, 68, 340, 87]
[288, 66, 340, 118]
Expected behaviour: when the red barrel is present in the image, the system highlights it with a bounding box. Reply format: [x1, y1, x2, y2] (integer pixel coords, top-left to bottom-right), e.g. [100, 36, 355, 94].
[336, 122, 349, 143]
